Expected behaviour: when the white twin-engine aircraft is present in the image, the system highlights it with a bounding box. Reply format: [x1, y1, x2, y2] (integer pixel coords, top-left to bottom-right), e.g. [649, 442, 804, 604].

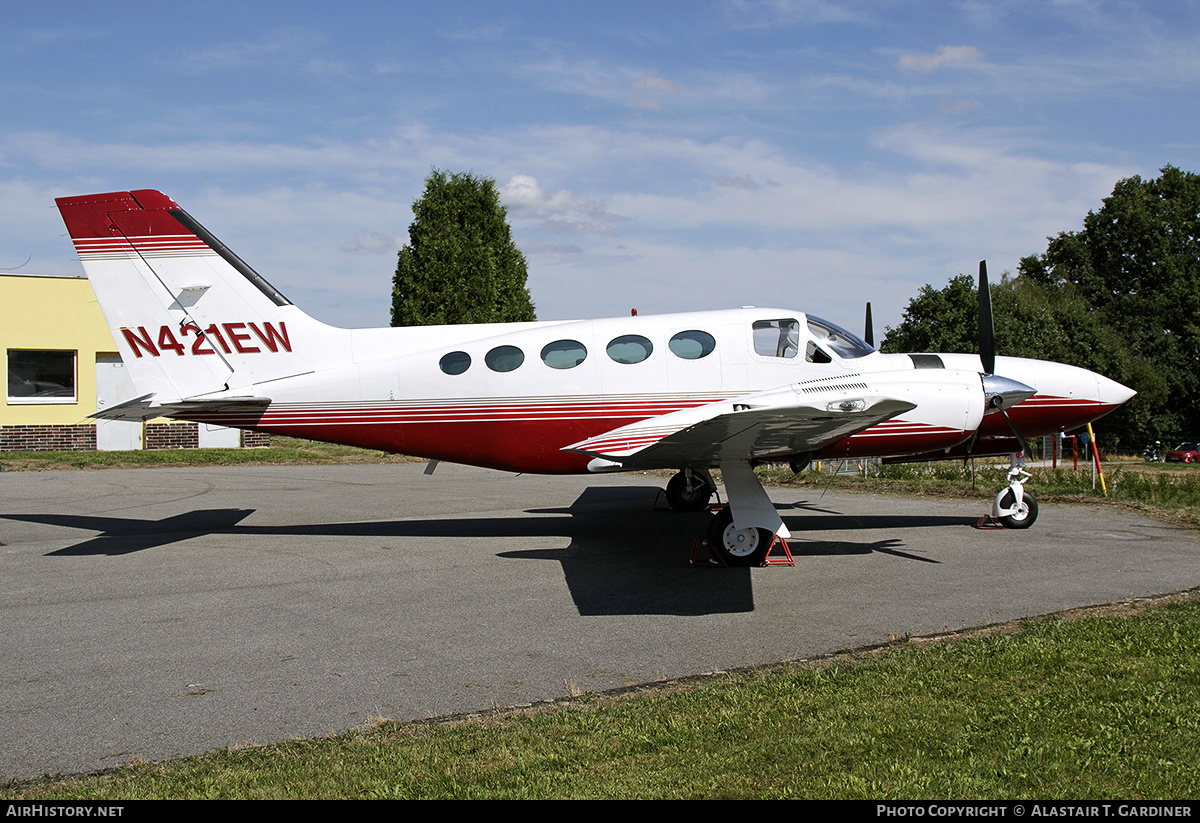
[56, 190, 1135, 566]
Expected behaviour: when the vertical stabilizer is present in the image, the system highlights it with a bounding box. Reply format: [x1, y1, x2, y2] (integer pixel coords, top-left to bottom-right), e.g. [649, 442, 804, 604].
[55, 190, 331, 403]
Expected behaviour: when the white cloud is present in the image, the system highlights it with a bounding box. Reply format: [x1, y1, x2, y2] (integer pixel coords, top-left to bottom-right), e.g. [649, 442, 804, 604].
[897, 45, 985, 73]
[0, 114, 1144, 332]
[500, 174, 622, 235]
[632, 73, 678, 93]
[348, 231, 408, 254]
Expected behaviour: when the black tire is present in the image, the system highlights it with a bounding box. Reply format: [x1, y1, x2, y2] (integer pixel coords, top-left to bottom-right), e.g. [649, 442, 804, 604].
[665, 470, 714, 512]
[706, 507, 772, 566]
[997, 489, 1038, 529]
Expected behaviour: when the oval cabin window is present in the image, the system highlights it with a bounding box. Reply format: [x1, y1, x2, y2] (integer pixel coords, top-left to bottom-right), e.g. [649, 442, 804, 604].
[485, 345, 525, 373]
[606, 335, 654, 364]
[541, 339, 587, 369]
[668, 330, 716, 360]
[439, 351, 471, 375]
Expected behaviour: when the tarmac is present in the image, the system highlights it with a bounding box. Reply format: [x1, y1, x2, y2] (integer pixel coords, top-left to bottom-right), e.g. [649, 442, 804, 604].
[2, 461, 1198, 781]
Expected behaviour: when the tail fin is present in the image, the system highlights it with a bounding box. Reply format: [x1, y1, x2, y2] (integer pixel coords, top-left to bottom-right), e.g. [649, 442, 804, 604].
[56, 190, 330, 407]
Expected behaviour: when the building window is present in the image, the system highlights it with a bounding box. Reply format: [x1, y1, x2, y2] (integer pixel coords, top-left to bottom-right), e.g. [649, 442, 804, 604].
[7, 350, 77, 403]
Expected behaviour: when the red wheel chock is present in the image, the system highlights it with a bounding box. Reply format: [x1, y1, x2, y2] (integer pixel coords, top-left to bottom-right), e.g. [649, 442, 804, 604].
[974, 514, 1004, 529]
[763, 535, 794, 566]
[690, 534, 794, 567]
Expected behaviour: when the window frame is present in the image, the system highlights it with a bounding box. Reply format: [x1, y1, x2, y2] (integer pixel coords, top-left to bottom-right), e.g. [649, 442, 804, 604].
[6, 349, 78, 405]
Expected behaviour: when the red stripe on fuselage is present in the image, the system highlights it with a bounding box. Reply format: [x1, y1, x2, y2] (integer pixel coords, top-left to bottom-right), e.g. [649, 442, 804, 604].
[176, 393, 1121, 473]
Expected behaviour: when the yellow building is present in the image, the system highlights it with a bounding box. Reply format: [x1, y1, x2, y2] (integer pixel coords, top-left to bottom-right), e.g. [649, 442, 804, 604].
[2, 273, 263, 451]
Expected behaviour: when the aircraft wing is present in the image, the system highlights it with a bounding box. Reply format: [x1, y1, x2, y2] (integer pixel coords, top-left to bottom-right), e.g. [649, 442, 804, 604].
[562, 382, 917, 471]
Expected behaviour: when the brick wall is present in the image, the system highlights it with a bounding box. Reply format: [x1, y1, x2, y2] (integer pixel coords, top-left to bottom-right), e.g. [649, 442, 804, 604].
[144, 422, 199, 450]
[0, 424, 98, 452]
[242, 430, 271, 448]
[1, 423, 269, 451]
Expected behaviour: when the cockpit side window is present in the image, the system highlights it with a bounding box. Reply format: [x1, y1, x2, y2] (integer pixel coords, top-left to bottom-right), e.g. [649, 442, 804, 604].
[806, 316, 874, 359]
[751, 319, 800, 358]
[806, 341, 832, 363]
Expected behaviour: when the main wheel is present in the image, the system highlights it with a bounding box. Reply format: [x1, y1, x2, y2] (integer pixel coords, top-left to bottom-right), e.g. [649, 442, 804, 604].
[665, 470, 714, 512]
[706, 507, 772, 566]
[997, 489, 1038, 529]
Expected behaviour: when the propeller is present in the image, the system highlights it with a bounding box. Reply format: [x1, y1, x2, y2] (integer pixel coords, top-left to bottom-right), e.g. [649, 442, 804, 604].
[864, 302, 874, 348]
[974, 260, 1034, 457]
[977, 261, 995, 376]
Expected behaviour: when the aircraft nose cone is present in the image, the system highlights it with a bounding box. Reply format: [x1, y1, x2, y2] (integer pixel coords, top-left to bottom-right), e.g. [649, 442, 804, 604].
[981, 374, 1037, 413]
[1097, 374, 1137, 406]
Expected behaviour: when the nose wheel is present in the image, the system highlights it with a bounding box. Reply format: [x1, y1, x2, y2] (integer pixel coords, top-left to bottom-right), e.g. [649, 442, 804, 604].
[990, 459, 1038, 528]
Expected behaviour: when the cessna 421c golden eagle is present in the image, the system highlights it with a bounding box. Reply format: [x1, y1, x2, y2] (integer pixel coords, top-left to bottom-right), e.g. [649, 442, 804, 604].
[55, 190, 1135, 565]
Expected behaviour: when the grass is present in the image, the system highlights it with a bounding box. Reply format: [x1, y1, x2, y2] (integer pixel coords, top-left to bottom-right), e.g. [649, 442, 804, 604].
[7, 593, 1200, 799]
[0, 436, 421, 472]
[758, 458, 1200, 530]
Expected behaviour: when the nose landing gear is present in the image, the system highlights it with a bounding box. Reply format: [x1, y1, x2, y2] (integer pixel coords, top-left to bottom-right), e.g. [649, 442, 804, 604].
[989, 455, 1038, 529]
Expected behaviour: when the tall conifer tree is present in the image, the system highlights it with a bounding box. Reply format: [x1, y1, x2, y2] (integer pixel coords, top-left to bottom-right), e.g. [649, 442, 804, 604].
[392, 170, 536, 326]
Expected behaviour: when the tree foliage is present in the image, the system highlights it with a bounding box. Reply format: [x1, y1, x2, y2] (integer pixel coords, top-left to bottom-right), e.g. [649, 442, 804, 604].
[881, 165, 1200, 450]
[1020, 165, 1199, 443]
[392, 169, 536, 327]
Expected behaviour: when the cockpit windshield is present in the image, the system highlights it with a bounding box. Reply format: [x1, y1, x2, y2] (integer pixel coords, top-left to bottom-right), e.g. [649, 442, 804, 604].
[806, 316, 875, 359]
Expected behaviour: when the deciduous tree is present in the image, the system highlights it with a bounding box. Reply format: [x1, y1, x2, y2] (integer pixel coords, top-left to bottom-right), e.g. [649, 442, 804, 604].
[1020, 165, 1199, 444]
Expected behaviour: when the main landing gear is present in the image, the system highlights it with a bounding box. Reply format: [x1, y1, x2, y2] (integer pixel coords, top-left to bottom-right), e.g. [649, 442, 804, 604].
[668, 463, 791, 567]
[664, 468, 716, 512]
[705, 507, 774, 567]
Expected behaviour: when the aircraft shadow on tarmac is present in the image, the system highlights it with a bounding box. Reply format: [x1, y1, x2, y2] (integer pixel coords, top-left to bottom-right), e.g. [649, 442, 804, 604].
[5, 487, 970, 617]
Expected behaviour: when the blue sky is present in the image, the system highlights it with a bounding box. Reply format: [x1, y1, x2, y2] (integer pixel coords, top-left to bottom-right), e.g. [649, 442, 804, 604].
[3, 1, 1198, 336]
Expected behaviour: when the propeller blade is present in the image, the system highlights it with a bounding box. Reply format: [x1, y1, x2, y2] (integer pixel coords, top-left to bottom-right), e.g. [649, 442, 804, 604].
[864, 302, 874, 348]
[999, 406, 1031, 457]
[978, 260, 996, 376]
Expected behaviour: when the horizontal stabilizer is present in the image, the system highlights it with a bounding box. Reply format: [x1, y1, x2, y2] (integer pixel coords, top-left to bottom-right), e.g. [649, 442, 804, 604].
[90, 393, 159, 421]
[91, 393, 271, 422]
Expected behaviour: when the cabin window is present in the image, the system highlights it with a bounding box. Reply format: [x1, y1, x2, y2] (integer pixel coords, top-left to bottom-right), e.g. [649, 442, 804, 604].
[606, 335, 654, 364]
[439, 351, 471, 375]
[668, 330, 716, 360]
[485, 345, 525, 373]
[7, 349, 77, 403]
[541, 340, 587, 369]
[751, 319, 799, 358]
